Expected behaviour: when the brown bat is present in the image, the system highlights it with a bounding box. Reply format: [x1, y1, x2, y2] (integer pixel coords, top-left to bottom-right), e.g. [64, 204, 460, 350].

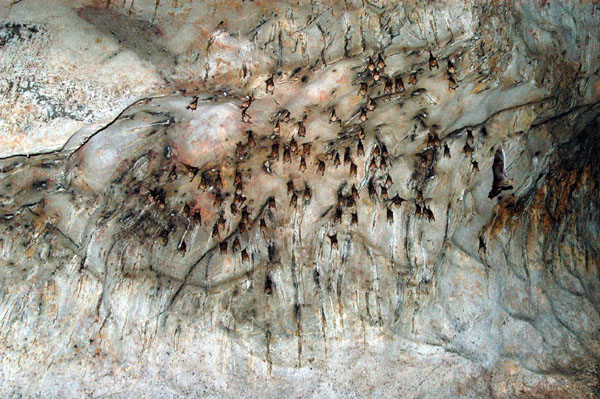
[367, 56, 376, 72]
[299, 156, 307, 172]
[297, 121, 306, 137]
[359, 82, 368, 97]
[377, 54, 386, 70]
[271, 143, 280, 160]
[334, 207, 342, 224]
[367, 97, 376, 111]
[303, 143, 312, 156]
[350, 162, 357, 177]
[381, 186, 388, 200]
[351, 185, 359, 200]
[266, 76, 274, 94]
[357, 127, 366, 140]
[178, 240, 187, 254]
[392, 194, 405, 207]
[219, 241, 228, 254]
[429, 51, 439, 70]
[303, 187, 312, 203]
[357, 140, 365, 156]
[395, 76, 405, 93]
[317, 159, 326, 176]
[330, 108, 338, 123]
[360, 108, 368, 122]
[241, 95, 253, 109]
[448, 74, 458, 90]
[384, 78, 393, 94]
[463, 143, 473, 157]
[488, 146, 514, 199]
[260, 218, 267, 233]
[289, 138, 298, 154]
[479, 236, 486, 253]
[187, 96, 198, 110]
[408, 72, 418, 85]
[283, 146, 291, 163]
[344, 147, 351, 165]
[443, 143, 451, 159]
[385, 174, 393, 188]
[328, 233, 338, 251]
[447, 59, 456, 74]
[290, 192, 298, 208]
[177, 164, 197, 183]
[241, 249, 250, 262]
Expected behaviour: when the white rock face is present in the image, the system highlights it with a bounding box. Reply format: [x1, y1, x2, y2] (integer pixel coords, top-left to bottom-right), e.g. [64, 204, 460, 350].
[0, 1, 599, 398]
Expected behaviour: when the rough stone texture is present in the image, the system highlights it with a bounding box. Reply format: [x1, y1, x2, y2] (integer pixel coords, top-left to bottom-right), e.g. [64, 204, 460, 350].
[0, 0, 599, 398]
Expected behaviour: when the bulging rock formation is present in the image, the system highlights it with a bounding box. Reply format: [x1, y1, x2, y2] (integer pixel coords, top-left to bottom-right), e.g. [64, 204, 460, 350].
[0, 1, 599, 397]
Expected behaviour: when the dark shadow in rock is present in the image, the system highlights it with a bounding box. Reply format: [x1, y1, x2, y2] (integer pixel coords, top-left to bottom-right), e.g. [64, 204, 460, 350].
[77, 6, 175, 71]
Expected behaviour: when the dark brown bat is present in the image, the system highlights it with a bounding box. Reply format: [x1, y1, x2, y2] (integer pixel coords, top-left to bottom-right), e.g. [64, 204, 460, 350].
[351, 185, 359, 200]
[360, 108, 368, 122]
[384, 78, 393, 94]
[376, 54, 385, 70]
[328, 233, 338, 250]
[303, 143, 312, 156]
[187, 96, 198, 110]
[443, 143, 451, 159]
[344, 147, 351, 165]
[357, 140, 364, 156]
[317, 159, 326, 176]
[367, 56, 376, 72]
[488, 146, 514, 199]
[384, 174, 393, 188]
[334, 152, 341, 168]
[429, 51, 439, 70]
[357, 127, 366, 140]
[297, 121, 306, 137]
[260, 218, 267, 233]
[303, 187, 311, 203]
[350, 162, 357, 177]
[266, 76, 274, 94]
[408, 72, 418, 85]
[367, 97, 376, 111]
[359, 82, 368, 97]
[299, 156, 307, 172]
[395, 76, 405, 93]
[241, 249, 250, 262]
[178, 240, 187, 253]
[219, 241, 228, 254]
[392, 194, 405, 207]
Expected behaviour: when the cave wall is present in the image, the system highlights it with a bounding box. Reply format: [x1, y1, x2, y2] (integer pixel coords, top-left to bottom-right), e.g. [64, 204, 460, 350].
[0, 0, 599, 398]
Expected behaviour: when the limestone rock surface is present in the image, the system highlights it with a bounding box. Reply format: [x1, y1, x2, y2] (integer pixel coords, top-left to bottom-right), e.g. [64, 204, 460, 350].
[0, 1, 599, 398]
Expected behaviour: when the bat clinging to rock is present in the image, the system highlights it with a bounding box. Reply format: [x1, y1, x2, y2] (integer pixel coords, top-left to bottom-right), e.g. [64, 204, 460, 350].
[488, 146, 514, 199]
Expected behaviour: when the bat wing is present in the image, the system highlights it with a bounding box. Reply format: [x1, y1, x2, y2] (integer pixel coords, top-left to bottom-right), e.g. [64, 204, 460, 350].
[492, 147, 507, 185]
[489, 146, 512, 199]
